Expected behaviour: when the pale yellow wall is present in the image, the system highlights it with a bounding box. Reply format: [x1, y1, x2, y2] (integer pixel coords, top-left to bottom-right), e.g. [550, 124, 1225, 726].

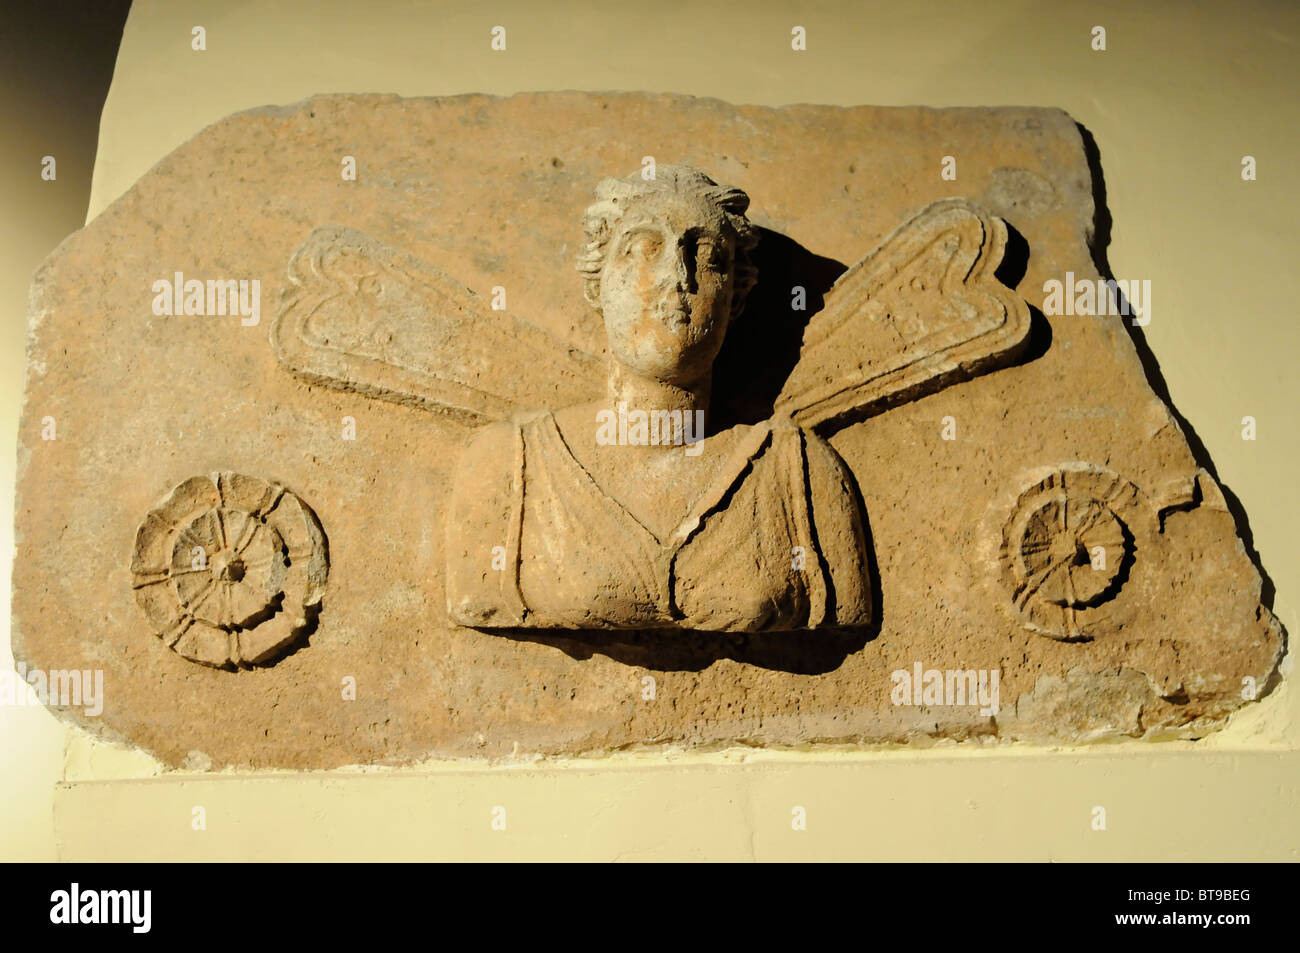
[4, 0, 1297, 860]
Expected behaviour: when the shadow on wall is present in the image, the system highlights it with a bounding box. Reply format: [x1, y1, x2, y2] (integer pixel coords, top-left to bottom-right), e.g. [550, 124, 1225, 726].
[1, 0, 133, 238]
[1075, 123, 1281, 627]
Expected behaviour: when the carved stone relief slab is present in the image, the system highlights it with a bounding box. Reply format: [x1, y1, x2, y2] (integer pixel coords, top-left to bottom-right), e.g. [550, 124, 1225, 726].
[11, 93, 1283, 768]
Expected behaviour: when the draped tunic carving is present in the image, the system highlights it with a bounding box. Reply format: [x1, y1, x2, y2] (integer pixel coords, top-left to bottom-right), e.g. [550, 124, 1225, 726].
[446, 412, 872, 632]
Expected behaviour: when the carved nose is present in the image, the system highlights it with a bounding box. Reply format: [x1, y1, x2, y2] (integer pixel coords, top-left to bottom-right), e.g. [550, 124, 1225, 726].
[673, 240, 696, 294]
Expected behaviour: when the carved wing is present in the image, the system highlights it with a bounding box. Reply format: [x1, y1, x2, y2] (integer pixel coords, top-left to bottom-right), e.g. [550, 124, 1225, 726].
[774, 199, 1031, 430]
[272, 226, 602, 427]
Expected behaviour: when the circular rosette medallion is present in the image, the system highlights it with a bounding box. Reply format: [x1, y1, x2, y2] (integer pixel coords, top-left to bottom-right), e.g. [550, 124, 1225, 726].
[999, 464, 1151, 641]
[130, 472, 328, 667]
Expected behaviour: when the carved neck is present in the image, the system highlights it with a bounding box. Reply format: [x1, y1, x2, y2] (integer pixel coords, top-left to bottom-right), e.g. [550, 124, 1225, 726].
[607, 363, 710, 426]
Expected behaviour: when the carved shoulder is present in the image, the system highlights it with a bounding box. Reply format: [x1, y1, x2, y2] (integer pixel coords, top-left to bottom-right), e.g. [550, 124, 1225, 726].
[444, 419, 526, 627]
[802, 432, 873, 627]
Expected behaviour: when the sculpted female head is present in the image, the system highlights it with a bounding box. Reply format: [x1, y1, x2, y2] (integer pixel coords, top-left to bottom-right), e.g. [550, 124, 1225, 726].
[577, 165, 759, 386]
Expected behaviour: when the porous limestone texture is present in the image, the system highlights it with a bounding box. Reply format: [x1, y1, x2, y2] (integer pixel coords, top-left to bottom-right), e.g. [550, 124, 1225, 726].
[12, 93, 1283, 768]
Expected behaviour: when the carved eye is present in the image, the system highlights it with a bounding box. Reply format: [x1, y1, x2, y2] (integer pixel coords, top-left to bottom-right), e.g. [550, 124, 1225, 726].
[624, 232, 662, 260]
[698, 241, 727, 270]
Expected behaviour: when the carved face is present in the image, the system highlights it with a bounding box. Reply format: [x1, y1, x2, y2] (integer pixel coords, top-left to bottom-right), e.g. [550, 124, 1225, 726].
[598, 192, 736, 385]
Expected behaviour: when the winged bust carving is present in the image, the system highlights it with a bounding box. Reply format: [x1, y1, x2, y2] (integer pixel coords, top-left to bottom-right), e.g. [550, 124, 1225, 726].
[272, 165, 1031, 634]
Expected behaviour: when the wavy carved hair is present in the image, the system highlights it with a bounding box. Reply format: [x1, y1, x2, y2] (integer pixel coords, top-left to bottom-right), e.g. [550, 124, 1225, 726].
[577, 165, 760, 320]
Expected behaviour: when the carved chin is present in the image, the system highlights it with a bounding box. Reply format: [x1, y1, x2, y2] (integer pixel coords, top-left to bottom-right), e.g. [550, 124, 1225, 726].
[619, 349, 686, 382]
[617, 338, 714, 382]
[610, 320, 721, 379]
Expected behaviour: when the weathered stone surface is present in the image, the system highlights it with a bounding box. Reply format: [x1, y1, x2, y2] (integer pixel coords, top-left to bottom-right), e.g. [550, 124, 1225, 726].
[11, 92, 1283, 768]
[129, 471, 327, 667]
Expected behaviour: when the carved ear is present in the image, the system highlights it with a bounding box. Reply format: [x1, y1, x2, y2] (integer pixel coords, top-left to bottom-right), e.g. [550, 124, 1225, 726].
[774, 199, 1031, 430]
[272, 226, 602, 426]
